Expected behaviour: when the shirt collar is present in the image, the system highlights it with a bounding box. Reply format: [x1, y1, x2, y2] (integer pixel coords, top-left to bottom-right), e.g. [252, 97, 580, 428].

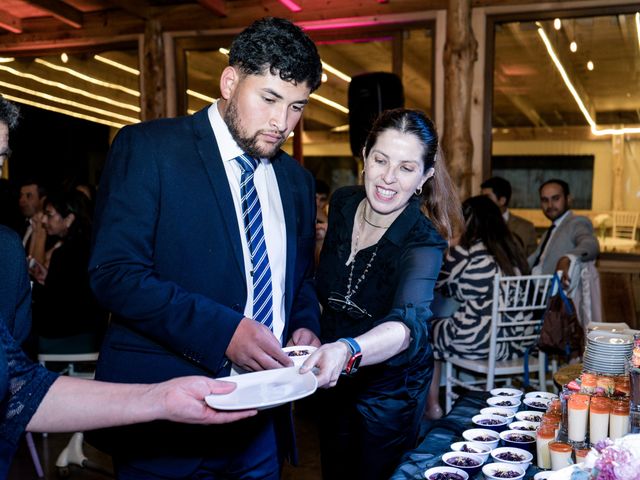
[503, 210, 510, 222]
[553, 209, 571, 227]
[207, 101, 244, 163]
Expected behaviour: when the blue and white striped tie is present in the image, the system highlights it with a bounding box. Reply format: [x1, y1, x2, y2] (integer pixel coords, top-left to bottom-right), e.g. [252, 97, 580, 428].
[235, 153, 273, 330]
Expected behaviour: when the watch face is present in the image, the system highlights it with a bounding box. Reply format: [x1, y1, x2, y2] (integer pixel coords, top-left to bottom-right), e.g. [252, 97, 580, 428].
[346, 352, 362, 375]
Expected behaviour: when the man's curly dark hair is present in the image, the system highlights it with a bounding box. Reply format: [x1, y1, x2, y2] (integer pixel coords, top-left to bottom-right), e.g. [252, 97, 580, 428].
[229, 17, 323, 92]
[0, 95, 20, 130]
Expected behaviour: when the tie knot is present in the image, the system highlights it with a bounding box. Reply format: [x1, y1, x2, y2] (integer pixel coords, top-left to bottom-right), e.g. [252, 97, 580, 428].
[235, 154, 258, 174]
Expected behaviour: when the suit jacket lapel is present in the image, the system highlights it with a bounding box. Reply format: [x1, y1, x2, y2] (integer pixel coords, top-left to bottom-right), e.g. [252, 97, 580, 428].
[272, 154, 296, 318]
[191, 108, 246, 281]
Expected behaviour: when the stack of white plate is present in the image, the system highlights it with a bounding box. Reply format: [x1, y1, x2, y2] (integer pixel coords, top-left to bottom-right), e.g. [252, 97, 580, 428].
[582, 331, 633, 375]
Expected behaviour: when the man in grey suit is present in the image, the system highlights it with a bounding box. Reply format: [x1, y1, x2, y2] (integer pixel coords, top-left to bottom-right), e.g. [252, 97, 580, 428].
[528, 179, 599, 284]
[481, 176, 537, 256]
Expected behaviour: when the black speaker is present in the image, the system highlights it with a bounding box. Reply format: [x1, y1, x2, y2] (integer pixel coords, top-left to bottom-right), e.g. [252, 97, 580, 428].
[348, 72, 404, 157]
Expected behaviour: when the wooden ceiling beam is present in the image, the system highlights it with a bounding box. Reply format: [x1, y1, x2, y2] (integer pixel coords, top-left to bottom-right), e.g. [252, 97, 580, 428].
[197, 0, 226, 17]
[0, 9, 22, 34]
[23, 0, 83, 29]
[104, 0, 155, 20]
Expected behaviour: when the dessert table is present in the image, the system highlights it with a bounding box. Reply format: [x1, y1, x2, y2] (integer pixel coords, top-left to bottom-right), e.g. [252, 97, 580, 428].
[391, 391, 544, 479]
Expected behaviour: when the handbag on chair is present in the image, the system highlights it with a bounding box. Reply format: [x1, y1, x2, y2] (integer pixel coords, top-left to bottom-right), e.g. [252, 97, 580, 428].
[537, 273, 585, 357]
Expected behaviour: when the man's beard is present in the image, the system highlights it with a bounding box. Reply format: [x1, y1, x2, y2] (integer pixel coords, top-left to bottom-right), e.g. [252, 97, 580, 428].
[224, 99, 284, 159]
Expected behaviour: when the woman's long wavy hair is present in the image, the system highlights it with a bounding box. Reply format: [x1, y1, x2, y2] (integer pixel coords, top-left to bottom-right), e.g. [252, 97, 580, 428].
[362, 108, 464, 242]
[460, 195, 529, 275]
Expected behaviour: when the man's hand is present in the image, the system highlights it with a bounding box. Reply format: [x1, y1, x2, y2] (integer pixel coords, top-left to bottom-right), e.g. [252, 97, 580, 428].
[225, 317, 293, 371]
[150, 376, 258, 425]
[287, 327, 321, 348]
[555, 256, 571, 287]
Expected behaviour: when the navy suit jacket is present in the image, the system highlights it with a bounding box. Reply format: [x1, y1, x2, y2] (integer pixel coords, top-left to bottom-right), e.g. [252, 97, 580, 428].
[88, 108, 320, 473]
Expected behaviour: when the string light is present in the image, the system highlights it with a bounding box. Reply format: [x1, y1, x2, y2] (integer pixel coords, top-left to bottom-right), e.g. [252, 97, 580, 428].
[0, 63, 140, 112]
[570, 41, 577, 52]
[0, 79, 140, 123]
[94, 54, 140, 75]
[587, 60, 594, 71]
[186, 89, 215, 102]
[1, 93, 127, 129]
[310, 93, 349, 114]
[35, 58, 140, 97]
[537, 26, 640, 136]
[553, 18, 562, 30]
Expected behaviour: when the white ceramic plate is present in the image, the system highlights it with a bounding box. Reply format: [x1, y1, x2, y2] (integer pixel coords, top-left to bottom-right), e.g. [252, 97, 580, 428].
[205, 367, 317, 411]
[587, 331, 633, 345]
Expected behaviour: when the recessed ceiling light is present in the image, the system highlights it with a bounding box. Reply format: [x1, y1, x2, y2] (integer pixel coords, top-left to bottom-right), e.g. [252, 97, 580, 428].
[321, 73, 328, 83]
[553, 18, 561, 30]
[570, 41, 577, 52]
[587, 61, 594, 71]
[60, 53, 69, 63]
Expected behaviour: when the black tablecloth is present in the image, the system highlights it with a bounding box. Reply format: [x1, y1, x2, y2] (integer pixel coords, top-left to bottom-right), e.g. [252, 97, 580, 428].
[391, 391, 544, 479]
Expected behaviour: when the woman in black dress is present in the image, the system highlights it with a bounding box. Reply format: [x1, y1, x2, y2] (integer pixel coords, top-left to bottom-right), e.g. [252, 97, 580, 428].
[30, 190, 107, 351]
[301, 108, 463, 480]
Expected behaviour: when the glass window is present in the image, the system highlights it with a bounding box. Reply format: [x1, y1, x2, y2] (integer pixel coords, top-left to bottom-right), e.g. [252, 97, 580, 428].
[490, 10, 640, 216]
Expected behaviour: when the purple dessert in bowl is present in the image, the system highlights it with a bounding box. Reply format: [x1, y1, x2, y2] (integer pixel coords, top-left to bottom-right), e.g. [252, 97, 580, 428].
[490, 446, 533, 469]
[423, 466, 469, 480]
[499, 429, 536, 452]
[461, 428, 500, 450]
[441, 451, 483, 477]
[482, 462, 525, 480]
[472, 414, 509, 432]
[450, 441, 491, 463]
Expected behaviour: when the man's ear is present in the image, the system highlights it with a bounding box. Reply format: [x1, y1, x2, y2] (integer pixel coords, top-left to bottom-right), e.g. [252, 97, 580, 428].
[498, 196, 508, 209]
[219, 66, 239, 100]
[567, 194, 573, 208]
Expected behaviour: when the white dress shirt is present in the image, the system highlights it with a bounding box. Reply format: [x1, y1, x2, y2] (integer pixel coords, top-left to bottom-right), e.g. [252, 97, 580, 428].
[207, 103, 287, 344]
[531, 209, 572, 276]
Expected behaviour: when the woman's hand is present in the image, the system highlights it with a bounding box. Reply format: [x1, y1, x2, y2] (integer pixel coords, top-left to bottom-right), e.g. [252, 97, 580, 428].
[146, 376, 258, 425]
[299, 342, 350, 388]
[28, 256, 48, 285]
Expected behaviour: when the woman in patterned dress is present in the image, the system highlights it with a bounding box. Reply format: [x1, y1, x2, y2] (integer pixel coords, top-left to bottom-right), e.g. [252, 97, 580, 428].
[425, 195, 531, 418]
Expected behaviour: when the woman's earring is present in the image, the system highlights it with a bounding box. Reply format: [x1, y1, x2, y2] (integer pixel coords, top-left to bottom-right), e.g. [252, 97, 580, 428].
[415, 186, 423, 196]
[361, 169, 365, 177]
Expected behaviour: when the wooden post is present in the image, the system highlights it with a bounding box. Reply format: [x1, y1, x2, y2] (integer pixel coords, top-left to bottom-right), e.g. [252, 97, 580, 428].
[611, 133, 624, 210]
[442, 0, 477, 200]
[141, 19, 166, 120]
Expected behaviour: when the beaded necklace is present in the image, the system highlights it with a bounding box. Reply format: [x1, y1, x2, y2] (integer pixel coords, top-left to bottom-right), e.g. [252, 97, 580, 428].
[344, 204, 378, 302]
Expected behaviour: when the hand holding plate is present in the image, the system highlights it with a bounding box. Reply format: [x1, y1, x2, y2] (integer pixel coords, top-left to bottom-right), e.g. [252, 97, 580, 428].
[147, 376, 258, 424]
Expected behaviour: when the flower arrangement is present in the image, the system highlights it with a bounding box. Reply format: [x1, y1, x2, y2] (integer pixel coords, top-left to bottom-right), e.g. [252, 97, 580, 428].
[567, 435, 640, 480]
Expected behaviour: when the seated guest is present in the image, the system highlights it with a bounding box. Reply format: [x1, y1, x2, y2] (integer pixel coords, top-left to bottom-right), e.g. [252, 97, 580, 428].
[425, 195, 531, 419]
[29, 190, 107, 351]
[481, 176, 537, 256]
[529, 178, 600, 326]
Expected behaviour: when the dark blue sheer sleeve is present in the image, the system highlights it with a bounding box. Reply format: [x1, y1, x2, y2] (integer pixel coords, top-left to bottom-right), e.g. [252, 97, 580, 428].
[0, 319, 58, 452]
[373, 245, 444, 366]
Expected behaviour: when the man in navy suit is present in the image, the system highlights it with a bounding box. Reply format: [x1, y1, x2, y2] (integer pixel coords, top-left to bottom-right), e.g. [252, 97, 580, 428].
[89, 17, 322, 479]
